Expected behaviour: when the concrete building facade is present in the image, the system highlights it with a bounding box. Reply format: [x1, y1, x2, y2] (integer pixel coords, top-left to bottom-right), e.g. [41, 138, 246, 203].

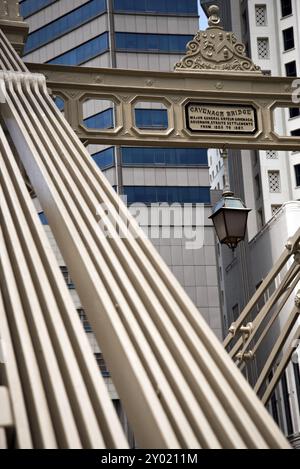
[201, 0, 300, 440]
[203, 0, 300, 233]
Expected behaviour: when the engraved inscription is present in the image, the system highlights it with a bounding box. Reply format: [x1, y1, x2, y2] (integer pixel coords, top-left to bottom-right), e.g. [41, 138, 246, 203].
[186, 103, 257, 134]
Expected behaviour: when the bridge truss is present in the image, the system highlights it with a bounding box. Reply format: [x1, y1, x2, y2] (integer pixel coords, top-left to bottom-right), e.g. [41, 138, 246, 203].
[0, 1, 299, 449]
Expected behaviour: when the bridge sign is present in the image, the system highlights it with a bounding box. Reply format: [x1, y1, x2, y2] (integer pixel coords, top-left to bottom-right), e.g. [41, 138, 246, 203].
[185, 103, 258, 135]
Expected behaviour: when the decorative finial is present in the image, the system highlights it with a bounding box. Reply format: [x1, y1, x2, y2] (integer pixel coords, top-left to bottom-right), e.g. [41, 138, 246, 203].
[208, 5, 221, 27]
[174, 1, 261, 74]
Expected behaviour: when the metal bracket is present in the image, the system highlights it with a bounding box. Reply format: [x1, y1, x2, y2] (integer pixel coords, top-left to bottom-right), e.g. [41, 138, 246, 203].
[240, 323, 254, 339]
[236, 350, 255, 362]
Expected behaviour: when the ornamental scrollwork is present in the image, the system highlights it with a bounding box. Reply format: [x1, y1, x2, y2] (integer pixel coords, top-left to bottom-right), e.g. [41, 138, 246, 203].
[175, 5, 261, 74]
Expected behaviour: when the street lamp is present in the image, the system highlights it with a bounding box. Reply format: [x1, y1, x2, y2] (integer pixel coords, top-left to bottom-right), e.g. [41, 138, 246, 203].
[209, 150, 251, 251]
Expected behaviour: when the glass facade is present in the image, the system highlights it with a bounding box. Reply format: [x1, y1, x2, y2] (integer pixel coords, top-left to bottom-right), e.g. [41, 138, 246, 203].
[123, 186, 211, 204]
[47, 32, 109, 65]
[84, 108, 114, 129]
[19, 0, 56, 18]
[24, 0, 107, 54]
[121, 147, 208, 166]
[82, 108, 167, 130]
[54, 96, 64, 111]
[113, 0, 198, 15]
[135, 109, 168, 129]
[92, 147, 115, 169]
[115, 32, 192, 53]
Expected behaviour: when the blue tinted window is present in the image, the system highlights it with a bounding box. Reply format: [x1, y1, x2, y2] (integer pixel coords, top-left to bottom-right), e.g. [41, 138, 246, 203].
[84, 108, 114, 129]
[19, 0, 56, 18]
[123, 186, 211, 204]
[115, 32, 192, 53]
[92, 147, 114, 169]
[121, 147, 208, 166]
[38, 212, 48, 225]
[54, 96, 64, 111]
[113, 0, 198, 15]
[24, 0, 107, 54]
[47, 32, 109, 65]
[135, 109, 168, 129]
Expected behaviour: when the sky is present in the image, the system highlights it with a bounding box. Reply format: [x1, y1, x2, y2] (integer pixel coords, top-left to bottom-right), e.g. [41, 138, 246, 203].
[198, 1, 208, 30]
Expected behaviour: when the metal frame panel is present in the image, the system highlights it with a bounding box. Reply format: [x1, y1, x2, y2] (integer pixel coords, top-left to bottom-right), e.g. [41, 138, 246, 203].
[27, 62, 300, 151]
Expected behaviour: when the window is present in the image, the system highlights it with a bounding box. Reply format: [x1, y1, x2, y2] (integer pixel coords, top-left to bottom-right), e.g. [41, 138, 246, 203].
[54, 96, 64, 112]
[295, 164, 300, 187]
[281, 0, 292, 17]
[60, 266, 75, 288]
[291, 129, 300, 137]
[23, 0, 107, 54]
[121, 147, 208, 166]
[255, 5, 267, 26]
[266, 150, 278, 159]
[94, 353, 110, 377]
[77, 309, 92, 333]
[285, 62, 299, 117]
[283, 27, 294, 51]
[135, 109, 168, 129]
[285, 60, 297, 77]
[257, 38, 270, 59]
[115, 32, 193, 53]
[113, 0, 198, 15]
[19, 0, 56, 18]
[84, 108, 114, 129]
[123, 186, 211, 204]
[289, 108, 300, 118]
[47, 32, 109, 65]
[268, 171, 281, 193]
[38, 211, 48, 225]
[92, 147, 114, 169]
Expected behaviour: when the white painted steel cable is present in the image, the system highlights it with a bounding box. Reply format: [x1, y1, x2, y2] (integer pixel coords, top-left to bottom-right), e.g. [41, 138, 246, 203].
[0, 28, 290, 448]
[0, 124, 128, 448]
[0, 287, 33, 448]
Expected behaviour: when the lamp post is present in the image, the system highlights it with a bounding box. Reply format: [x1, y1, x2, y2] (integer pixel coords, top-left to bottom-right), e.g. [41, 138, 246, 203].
[209, 149, 251, 251]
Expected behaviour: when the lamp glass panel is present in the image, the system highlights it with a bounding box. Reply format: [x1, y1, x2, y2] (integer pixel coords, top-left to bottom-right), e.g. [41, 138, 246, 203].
[224, 210, 248, 239]
[213, 211, 227, 242]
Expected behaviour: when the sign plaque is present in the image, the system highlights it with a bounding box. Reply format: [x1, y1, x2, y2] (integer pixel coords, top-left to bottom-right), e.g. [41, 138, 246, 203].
[185, 103, 258, 135]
